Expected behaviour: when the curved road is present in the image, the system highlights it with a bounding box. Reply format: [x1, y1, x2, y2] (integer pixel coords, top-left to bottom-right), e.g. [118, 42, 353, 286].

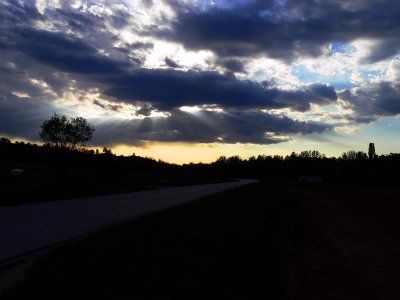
[0, 179, 256, 262]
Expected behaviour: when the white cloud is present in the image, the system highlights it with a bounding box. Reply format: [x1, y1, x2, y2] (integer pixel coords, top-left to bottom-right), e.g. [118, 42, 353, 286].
[350, 71, 364, 85]
[12, 91, 30, 98]
[287, 39, 395, 90]
[123, 0, 176, 30]
[143, 40, 214, 70]
[387, 57, 400, 82]
[35, 0, 61, 14]
[247, 57, 301, 88]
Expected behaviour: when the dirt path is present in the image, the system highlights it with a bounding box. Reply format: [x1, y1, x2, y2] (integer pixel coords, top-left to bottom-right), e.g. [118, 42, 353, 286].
[287, 187, 400, 300]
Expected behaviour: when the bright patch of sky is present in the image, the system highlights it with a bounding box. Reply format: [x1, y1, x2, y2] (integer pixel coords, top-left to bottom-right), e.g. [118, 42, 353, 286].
[340, 117, 400, 155]
[237, 38, 397, 96]
[144, 41, 214, 70]
[246, 58, 301, 88]
[330, 42, 356, 56]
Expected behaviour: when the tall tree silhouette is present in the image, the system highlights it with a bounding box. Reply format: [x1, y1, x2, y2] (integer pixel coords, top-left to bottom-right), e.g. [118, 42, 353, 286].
[368, 143, 376, 159]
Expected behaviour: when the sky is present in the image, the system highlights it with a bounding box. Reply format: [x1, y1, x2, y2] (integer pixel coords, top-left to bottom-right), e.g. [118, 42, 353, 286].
[1, 0, 400, 163]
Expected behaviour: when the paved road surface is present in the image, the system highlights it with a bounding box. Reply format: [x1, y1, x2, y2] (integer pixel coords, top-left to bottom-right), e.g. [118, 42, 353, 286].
[0, 179, 256, 262]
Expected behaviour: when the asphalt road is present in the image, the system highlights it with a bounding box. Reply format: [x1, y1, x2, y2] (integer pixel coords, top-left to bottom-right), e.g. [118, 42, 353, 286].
[0, 179, 256, 262]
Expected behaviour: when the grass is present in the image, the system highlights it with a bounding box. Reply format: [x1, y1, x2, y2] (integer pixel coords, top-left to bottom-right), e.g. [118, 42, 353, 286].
[3, 181, 297, 300]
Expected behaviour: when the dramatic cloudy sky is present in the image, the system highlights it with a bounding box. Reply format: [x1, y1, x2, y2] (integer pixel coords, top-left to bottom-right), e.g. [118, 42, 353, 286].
[1, 0, 400, 162]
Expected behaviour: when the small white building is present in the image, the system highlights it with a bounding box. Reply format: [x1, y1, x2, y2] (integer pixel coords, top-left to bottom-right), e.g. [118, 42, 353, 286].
[11, 169, 24, 176]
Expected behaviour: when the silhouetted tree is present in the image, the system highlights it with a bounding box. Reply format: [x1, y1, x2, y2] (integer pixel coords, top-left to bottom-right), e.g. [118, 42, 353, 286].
[102, 147, 113, 155]
[39, 114, 68, 148]
[216, 156, 227, 164]
[67, 116, 95, 150]
[341, 150, 368, 160]
[227, 155, 241, 164]
[39, 113, 95, 150]
[0, 137, 11, 144]
[368, 143, 376, 159]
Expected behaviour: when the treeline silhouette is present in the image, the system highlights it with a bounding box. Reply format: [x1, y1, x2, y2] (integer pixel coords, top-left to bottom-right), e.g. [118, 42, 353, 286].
[1, 137, 400, 186]
[0, 137, 172, 173]
[212, 151, 400, 185]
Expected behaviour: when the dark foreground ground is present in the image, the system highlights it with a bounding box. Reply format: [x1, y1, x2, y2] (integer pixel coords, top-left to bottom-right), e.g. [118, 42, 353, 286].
[2, 181, 400, 299]
[287, 184, 400, 299]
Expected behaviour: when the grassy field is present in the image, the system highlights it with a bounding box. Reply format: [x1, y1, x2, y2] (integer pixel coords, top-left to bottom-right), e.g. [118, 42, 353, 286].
[285, 184, 400, 299]
[2, 181, 296, 299]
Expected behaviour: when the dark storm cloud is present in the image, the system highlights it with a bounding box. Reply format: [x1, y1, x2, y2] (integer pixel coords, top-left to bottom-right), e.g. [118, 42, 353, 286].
[103, 69, 337, 111]
[164, 57, 180, 68]
[0, 94, 54, 140]
[339, 82, 400, 121]
[135, 105, 155, 117]
[0, 46, 69, 100]
[160, 0, 400, 63]
[0, 94, 331, 146]
[0, 0, 339, 146]
[362, 38, 400, 64]
[217, 58, 246, 73]
[130, 42, 154, 50]
[92, 109, 332, 146]
[3, 24, 339, 113]
[63, 10, 97, 31]
[309, 83, 337, 103]
[272, 83, 337, 112]
[0, 2, 143, 68]
[4, 21, 338, 112]
[15, 29, 128, 74]
[1, 2, 143, 60]
[0, 1, 42, 27]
